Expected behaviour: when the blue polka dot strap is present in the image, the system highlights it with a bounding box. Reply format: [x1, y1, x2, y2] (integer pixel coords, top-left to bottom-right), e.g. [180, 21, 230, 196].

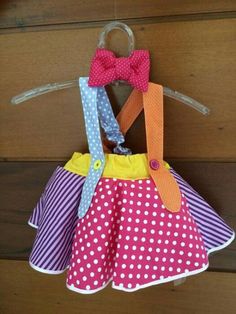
[77, 78, 105, 218]
[77, 77, 129, 218]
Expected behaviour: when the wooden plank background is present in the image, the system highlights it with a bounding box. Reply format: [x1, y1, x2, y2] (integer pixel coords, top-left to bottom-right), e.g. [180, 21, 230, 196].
[1, 260, 236, 314]
[1, 1, 236, 29]
[0, 1, 235, 313]
[1, 19, 236, 160]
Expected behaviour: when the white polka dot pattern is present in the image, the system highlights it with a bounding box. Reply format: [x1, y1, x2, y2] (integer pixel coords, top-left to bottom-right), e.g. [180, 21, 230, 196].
[67, 177, 209, 293]
[78, 78, 105, 218]
[78, 77, 130, 218]
[88, 48, 150, 92]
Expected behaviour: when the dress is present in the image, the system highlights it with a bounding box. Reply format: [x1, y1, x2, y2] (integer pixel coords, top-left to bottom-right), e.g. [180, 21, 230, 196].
[28, 77, 235, 294]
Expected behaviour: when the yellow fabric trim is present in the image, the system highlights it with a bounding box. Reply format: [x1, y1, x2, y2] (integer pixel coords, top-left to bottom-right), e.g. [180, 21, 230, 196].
[64, 152, 171, 180]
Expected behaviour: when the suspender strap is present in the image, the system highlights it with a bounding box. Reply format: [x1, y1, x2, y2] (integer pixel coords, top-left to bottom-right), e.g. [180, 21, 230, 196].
[143, 83, 181, 212]
[114, 83, 181, 212]
[77, 78, 105, 218]
[143, 83, 163, 160]
[77, 77, 128, 218]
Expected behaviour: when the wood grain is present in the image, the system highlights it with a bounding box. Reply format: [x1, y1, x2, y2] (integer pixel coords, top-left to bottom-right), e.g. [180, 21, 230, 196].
[0, 0, 236, 29]
[0, 161, 235, 271]
[0, 259, 236, 314]
[1, 2, 236, 313]
[0, 19, 236, 160]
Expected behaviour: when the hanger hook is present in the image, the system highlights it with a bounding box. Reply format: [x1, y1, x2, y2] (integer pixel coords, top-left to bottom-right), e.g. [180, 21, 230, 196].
[97, 21, 135, 55]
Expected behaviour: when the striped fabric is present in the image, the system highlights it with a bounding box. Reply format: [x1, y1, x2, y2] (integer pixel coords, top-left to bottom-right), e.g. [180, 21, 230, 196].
[28, 167, 86, 273]
[29, 167, 59, 228]
[171, 168, 235, 252]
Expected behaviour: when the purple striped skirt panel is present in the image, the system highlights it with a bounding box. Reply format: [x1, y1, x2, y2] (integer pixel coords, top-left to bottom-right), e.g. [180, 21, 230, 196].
[28, 166, 86, 274]
[170, 168, 235, 254]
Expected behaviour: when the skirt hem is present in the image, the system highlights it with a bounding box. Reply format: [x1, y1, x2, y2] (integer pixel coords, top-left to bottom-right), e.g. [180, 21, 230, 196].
[66, 277, 113, 294]
[66, 264, 209, 294]
[207, 231, 235, 255]
[28, 221, 38, 229]
[112, 263, 209, 292]
[29, 261, 68, 275]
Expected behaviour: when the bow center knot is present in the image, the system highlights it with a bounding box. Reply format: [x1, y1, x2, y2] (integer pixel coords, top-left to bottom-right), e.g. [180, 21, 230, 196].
[115, 57, 132, 81]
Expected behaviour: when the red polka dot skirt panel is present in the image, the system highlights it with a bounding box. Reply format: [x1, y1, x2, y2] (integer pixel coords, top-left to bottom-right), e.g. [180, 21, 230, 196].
[67, 177, 208, 293]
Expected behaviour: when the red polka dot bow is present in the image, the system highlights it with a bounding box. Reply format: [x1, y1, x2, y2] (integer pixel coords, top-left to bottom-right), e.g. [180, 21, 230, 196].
[88, 48, 150, 92]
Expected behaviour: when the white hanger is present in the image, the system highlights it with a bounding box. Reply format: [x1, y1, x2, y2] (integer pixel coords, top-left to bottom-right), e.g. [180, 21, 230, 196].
[10, 21, 210, 116]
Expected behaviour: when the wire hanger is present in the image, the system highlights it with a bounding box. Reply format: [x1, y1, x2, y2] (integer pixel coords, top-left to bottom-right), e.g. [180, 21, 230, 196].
[10, 21, 210, 115]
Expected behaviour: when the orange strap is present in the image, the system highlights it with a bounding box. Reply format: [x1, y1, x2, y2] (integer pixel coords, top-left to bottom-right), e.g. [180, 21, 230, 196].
[111, 83, 181, 213]
[143, 83, 181, 212]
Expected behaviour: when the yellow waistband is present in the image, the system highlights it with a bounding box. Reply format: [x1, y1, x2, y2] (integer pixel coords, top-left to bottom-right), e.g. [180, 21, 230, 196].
[64, 152, 171, 180]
